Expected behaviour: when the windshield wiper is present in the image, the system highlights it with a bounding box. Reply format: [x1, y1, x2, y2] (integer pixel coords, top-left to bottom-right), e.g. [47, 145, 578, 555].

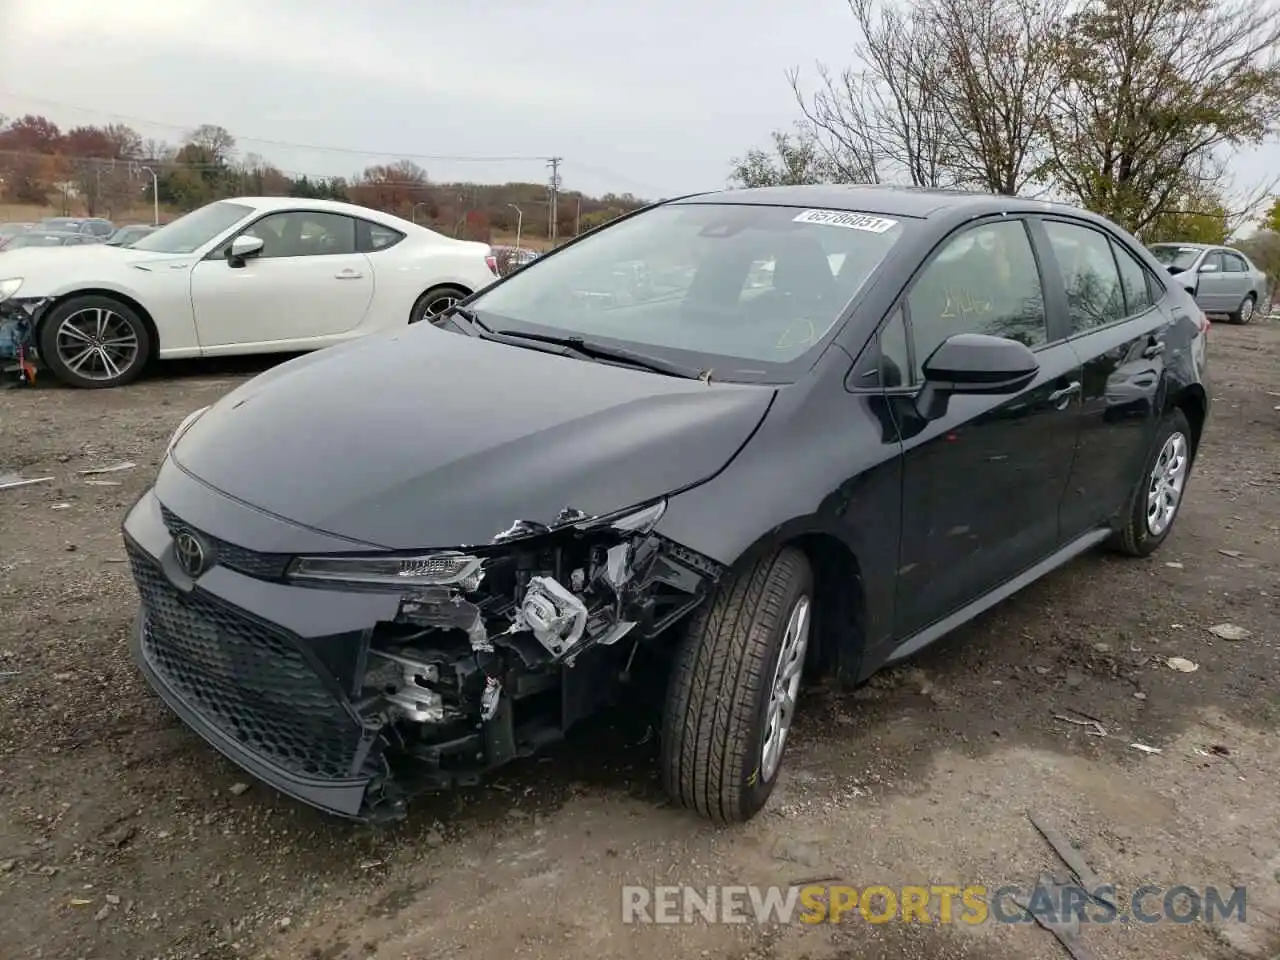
[491, 329, 704, 380]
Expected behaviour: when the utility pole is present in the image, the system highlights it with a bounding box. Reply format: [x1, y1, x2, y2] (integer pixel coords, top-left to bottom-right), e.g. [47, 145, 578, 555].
[546, 156, 562, 245]
[508, 203, 523, 252]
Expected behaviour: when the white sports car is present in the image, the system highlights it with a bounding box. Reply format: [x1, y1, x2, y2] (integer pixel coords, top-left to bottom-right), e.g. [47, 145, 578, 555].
[0, 197, 499, 388]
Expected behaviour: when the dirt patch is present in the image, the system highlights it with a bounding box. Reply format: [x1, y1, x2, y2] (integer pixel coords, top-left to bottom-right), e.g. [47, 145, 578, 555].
[1, 325, 1278, 960]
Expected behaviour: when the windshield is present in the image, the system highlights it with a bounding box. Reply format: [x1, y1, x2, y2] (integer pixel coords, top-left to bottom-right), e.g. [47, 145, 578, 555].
[130, 201, 253, 254]
[1148, 244, 1203, 273]
[467, 202, 907, 381]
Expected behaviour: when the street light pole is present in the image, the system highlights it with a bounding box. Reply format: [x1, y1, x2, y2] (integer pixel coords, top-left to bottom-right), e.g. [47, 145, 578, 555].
[141, 166, 159, 225]
[508, 203, 523, 252]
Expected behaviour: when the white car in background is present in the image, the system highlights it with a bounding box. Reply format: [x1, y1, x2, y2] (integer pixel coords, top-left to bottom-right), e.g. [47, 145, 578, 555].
[0, 197, 499, 388]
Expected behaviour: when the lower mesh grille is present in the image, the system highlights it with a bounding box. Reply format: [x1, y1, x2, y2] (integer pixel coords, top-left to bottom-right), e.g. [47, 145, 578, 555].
[127, 541, 377, 781]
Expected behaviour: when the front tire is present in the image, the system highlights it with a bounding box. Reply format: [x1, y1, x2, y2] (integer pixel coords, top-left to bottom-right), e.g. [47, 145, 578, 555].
[1112, 408, 1193, 557]
[38, 295, 151, 389]
[409, 285, 470, 325]
[661, 547, 814, 823]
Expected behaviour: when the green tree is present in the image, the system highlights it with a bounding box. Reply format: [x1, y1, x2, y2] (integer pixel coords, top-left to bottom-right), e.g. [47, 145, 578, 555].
[729, 130, 832, 187]
[1143, 187, 1231, 243]
[1047, 0, 1280, 233]
[1263, 196, 1280, 233]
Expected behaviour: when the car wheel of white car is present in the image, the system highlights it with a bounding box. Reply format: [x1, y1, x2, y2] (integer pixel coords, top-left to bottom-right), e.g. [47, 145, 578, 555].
[409, 285, 470, 325]
[38, 295, 152, 389]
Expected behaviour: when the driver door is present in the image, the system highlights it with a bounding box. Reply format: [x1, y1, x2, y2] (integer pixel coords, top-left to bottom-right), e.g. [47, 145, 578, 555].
[890, 218, 1083, 638]
[189, 210, 374, 351]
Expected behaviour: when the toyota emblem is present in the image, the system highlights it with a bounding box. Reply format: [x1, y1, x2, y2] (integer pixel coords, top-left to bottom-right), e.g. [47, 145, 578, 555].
[173, 530, 209, 578]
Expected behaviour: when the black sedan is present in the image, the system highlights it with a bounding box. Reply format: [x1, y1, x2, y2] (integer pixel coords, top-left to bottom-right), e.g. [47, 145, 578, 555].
[122, 186, 1210, 823]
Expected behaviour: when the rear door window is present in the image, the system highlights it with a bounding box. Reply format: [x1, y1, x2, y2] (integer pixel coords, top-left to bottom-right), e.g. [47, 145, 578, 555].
[1042, 221, 1126, 333]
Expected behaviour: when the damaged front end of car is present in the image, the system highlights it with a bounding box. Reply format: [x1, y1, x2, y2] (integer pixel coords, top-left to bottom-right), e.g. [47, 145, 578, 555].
[0, 292, 51, 385]
[126, 493, 723, 822]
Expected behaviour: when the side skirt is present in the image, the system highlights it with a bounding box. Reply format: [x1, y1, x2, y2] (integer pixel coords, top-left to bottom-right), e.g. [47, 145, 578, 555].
[884, 527, 1113, 665]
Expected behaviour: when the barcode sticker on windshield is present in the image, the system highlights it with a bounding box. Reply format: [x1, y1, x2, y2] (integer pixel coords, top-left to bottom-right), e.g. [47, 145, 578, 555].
[793, 209, 898, 233]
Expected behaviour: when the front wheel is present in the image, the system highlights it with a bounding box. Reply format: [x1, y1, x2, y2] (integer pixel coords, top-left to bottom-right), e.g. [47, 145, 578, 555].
[38, 295, 151, 389]
[1111, 408, 1193, 557]
[409, 285, 470, 325]
[661, 547, 814, 823]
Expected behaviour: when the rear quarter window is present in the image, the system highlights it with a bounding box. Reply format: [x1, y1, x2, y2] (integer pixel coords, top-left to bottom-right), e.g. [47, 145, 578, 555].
[358, 220, 405, 253]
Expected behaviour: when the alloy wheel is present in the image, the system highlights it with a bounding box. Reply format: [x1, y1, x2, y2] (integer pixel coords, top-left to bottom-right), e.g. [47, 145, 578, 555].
[760, 594, 811, 782]
[1146, 431, 1188, 537]
[54, 307, 139, 382]
[425, 295, 459, 317]
[1240, 298, 1254, 323]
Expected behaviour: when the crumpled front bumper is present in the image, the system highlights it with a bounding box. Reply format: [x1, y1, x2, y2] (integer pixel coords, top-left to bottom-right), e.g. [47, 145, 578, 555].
[123, 486, 403, 820]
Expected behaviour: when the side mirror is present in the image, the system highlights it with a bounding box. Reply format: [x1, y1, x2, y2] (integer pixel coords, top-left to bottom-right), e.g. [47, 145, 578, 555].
[1198, 262, 1219, 273]
[227, 235, 265, 266]
[916, 333, 1040, 420]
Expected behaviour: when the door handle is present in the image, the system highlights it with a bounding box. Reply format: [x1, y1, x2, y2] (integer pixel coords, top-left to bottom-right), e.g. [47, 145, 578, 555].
[1048, 381, 1081, 406]
[1141, 340, 1165, 358]
[334, 269, 363, 280]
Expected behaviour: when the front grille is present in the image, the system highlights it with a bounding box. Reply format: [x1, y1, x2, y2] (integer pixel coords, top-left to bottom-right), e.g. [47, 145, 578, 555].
[159, 505, 290, 580]
[127, 541, 378, 781]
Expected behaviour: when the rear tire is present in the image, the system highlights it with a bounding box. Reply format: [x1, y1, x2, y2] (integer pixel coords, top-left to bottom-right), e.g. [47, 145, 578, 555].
[1111, 408, 1193, 557]
[38, 295, 151, 389]
[661, 547, 814, 823]
[1229, 294, 1255, 325]
[409, 285, 470, 325]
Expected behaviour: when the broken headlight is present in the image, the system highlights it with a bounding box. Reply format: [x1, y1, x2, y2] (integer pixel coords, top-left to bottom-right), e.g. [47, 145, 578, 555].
[0, 278, 23, 302]
[288, 551, 485, 590]
[284, 499, 667, 593]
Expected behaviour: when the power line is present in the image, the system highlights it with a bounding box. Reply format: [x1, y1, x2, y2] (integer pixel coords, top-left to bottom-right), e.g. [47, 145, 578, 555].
[0, 89, 552, 164]
[0, 147, 533, 189]
[0, 90, 668, 197]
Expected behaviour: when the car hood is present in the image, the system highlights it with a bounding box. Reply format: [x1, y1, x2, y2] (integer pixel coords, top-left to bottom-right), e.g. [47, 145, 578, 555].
[171, 329, 775, 550]
[0, 244, 191, 287]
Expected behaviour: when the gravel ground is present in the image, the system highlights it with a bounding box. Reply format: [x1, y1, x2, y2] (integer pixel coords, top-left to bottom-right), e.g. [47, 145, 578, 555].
[1, 323, 1278, 960]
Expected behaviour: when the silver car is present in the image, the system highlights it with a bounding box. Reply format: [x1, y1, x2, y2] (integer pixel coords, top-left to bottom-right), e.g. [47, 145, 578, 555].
[1147, 242, 1269, 324]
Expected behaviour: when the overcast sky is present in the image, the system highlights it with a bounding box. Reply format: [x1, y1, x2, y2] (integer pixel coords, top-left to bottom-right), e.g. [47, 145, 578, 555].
[1, 0, 1276, 206]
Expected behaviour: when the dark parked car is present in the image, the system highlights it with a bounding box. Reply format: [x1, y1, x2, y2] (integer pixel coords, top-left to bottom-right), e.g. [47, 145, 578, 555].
[37, 216, 115, 238]
[105, 224, 158, 247]
[0, 230, 103, 251]
[123, 186, 1209, 823]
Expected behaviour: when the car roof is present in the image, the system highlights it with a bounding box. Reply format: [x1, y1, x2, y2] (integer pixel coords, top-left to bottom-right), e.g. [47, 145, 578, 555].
[223, 196, 420, 231]
[673, 184, 1097, 220]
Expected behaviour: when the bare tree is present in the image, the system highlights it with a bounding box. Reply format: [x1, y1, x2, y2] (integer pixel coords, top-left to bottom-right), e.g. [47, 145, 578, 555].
[789, 0, 955, 185]
[923, 0, 1066, 194]
[186, 124, 237, 166]
[1047, 0, 1280, 233]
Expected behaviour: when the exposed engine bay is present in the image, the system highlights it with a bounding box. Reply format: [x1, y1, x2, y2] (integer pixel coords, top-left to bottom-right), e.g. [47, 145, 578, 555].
[336, 500, 724, 816]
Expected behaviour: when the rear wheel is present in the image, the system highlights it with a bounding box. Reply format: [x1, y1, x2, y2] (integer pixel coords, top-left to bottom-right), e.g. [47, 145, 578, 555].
[661, 547, 813, 823]
[1111, 408, 1193, 557]
[409, 285, 470, 325]
[38, 295, 151, 389]
[1228, 294, 1256, 325]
